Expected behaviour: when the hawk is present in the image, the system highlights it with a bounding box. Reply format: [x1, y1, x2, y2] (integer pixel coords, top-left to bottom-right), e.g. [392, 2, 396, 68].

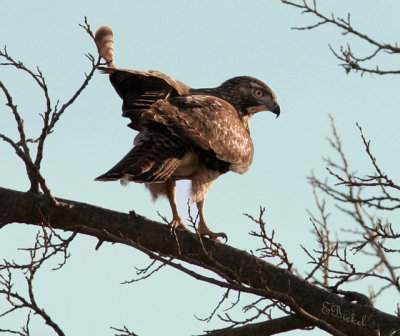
[94, 27, 280, 241]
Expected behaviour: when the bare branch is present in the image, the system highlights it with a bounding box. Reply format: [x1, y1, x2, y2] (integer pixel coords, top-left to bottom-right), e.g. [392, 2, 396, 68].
[246, 207, 293, 271]
[308, 116, 400, 304]
[110, 325, 139, 336]
[2, 187, 398, 335]
[0, 225, 73, 336]
[121, 260, 167, 284]
[0, 17, 101, 203]
[282, 0, 400, 75]
[34, 18, 101, 170]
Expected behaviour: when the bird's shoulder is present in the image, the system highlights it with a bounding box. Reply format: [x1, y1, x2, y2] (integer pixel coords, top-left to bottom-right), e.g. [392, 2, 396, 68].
[141, 94, 254, 173]
[162, 94, 238, 118]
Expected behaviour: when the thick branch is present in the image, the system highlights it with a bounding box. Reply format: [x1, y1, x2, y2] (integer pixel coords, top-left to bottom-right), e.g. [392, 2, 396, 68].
[0, 187, 399, 336]
[204, 315, 312, 336]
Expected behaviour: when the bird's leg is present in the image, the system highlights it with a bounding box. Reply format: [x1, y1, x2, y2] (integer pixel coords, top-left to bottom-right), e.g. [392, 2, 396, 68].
[166, 180, 189, 231]
[196, 200, 227, 242]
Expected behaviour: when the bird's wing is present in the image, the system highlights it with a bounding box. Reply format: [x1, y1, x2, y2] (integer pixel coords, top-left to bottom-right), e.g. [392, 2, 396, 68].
[140, 95, 254, 174]
[95, 129, 186, 183]
[98, 66, 191, 130]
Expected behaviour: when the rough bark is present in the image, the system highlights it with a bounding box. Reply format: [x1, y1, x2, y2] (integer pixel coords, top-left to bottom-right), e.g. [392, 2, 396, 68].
[1, 186, 399, 336]
[204, 315, 312, 335]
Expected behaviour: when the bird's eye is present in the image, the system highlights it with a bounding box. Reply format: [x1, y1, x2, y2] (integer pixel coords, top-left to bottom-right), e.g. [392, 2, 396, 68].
[254, 89, 264, 98]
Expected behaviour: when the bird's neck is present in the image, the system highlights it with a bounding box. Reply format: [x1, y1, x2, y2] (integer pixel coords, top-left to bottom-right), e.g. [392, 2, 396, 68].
[189, 87, 245, 115]
[189, 87, 251, 132]
[190, 87, 220, 98]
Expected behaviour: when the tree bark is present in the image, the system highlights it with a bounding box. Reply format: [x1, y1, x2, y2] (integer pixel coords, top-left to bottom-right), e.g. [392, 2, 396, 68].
[204, 315, 312, 335]
[0, 186, 399, 336]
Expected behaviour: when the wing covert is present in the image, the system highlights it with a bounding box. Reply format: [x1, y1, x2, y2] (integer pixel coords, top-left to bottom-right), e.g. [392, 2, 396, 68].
[140, 95, 254, 173]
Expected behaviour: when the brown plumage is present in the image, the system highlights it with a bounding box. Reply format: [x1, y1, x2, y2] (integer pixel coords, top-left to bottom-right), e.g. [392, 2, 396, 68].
[95, 66, 280, 240]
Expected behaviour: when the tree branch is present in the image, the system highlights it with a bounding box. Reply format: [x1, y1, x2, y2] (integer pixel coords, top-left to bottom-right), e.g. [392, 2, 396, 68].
[1, 186, 399, 336]
[0, 18, 100, 204]
[203, 315, 312, 336]
[281, 0, 400, 75]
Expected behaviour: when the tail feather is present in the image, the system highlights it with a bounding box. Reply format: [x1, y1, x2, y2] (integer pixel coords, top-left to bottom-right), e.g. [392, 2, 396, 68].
[95, 26, 115, 66]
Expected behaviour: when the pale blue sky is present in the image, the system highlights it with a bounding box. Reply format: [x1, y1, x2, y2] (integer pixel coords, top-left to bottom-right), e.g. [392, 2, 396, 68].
[1, 1, 399, 335]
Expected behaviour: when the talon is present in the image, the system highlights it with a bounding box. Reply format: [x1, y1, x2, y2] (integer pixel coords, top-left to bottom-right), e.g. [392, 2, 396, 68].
[196, 200, 227, 243]
[198, 229, 228, 243]
[170, 218, 190, 231]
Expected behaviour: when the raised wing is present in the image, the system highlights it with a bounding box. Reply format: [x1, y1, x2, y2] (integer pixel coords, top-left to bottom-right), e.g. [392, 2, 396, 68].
[99, 66, 191, 130]
[140, 95, 254, 174]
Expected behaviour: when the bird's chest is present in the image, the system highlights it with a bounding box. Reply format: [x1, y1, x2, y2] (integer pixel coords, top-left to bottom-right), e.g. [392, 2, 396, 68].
[172, 149, 230, 180]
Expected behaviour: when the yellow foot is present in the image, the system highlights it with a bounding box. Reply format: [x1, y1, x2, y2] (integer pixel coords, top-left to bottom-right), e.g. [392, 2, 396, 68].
[170, 218, 190, 232]
[198, 228, 228, 243]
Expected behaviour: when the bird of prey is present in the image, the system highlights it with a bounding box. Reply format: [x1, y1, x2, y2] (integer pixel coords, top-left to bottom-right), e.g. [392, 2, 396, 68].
[94, 27, 280, 241]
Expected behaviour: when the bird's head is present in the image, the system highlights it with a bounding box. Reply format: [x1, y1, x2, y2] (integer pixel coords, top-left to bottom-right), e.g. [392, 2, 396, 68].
[218, 76, 280, 118]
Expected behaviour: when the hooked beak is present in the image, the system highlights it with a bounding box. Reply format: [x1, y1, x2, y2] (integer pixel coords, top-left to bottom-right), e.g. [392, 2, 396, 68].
[262, 96, 280, 118]
[248, 100, 281, 117]
[272, 103, 280, 118]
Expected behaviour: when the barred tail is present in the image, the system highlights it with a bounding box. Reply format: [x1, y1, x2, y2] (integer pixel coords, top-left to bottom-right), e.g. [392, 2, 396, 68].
[95, 26, 115, 66]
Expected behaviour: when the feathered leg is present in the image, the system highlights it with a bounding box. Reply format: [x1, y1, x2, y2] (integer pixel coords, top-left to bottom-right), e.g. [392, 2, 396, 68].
[146, 181, 188, 231]
[196, 199, 227, 241]
[165, 180, 189, 231]
[191, 167, 226, 241]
